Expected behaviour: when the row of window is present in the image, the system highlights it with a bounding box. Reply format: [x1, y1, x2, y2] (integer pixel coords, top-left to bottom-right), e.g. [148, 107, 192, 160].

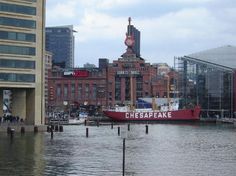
[55, 84, 98, 99]
[0, 17, 36, 29]
[23, 0, 37, 2]
[0, 73, 35, 82]
[0, 2, 36, 15]
[0, 31, 36, 42]
[0, 45, 35, 56]
[0, 59, 35, 69]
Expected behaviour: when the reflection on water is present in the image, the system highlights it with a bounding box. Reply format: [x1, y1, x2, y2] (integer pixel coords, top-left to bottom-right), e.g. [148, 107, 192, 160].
[1, 123, 236, 176]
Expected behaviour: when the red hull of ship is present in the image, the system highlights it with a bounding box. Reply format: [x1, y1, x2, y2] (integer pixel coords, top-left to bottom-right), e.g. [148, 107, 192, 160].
[103, 106, 201, 121]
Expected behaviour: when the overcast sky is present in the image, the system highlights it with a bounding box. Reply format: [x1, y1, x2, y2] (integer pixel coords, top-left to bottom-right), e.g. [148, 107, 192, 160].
[46, 0, 236, 67]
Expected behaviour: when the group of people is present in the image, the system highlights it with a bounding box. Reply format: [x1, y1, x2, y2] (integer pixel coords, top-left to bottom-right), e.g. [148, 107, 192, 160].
[0, 114, 24, 124]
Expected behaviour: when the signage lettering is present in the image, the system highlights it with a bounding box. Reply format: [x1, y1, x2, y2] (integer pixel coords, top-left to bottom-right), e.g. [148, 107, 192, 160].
[63, 70, 89, 77]
[116, 70, 140, 75]
[125, 112, 172, 119]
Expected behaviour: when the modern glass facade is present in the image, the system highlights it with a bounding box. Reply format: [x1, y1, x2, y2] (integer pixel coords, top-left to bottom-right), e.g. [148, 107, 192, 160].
[175, 57, 234, 118]
[0, 17, 36, 28]
[0, 73, 35, 82]
[46, 25, 75, 68]
[0, 31, 36, 42]
[0, 45, 35, 55]
[0, 2, 36, 15]
[0, 59, 35, 69]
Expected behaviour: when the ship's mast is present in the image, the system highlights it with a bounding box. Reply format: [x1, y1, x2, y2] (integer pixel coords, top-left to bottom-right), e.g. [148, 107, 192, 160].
[130, 75, 134, 110]
[165, 74, 170, 110]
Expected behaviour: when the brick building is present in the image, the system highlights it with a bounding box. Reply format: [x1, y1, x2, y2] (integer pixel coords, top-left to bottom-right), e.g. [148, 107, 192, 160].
[48, 65, 107, 112]
[47, 18, 176, 112]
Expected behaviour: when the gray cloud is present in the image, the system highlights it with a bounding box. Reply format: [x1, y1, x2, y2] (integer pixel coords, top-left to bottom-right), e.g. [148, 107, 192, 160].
[46, 0, 236, 67]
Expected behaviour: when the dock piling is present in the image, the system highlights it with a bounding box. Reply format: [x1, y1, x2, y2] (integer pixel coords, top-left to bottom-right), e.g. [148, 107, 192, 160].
[21, 127, 25, 134]
[50, 127, 53, 139]
[7, 127, 11, 134]
[34, 126, 38, 133]
[59, 125, 63, 132]
[123, 138, 126, 176]
[10, 129, 15, 139]
[86, 128, 89, 137]
[118, 126, 120, 136]
[55, 125, 59, 132]
[145, 125, 149, 134]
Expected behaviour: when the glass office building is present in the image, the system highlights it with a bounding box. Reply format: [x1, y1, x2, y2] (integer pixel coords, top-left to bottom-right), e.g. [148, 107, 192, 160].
[175, 45, 236, 118]
[0, 0, 45, 125]
[46, 25, 75, 68]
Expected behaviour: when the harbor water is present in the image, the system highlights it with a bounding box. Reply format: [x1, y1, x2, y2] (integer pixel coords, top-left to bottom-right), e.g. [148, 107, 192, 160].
[1, 123, 236, 176]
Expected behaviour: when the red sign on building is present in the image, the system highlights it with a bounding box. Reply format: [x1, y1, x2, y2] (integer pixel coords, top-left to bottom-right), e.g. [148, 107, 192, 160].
[63, 70, 89, 77]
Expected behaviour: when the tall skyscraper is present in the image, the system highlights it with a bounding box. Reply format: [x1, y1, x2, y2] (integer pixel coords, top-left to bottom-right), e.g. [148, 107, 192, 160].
[0, 0, 45, 125]
[46, 25, 75, 68]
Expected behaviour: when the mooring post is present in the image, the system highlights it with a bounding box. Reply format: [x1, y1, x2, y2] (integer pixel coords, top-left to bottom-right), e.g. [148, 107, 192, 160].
[123, 138, 126, 176]
[7, 126, 11, 134]
[47, 126, 50, 132]
[34, 126, 38, 133]
[111, 122, 113, 129]
[50, 127, 53, 139]
[21, 127, 25, 134]
[86, 128, 89, 137]
[118, 126, 120, 136]
[128, 124, 130, 131]
[10, 129, 15, 139]
[145, 125, 148, 134]
[55, 125, 59, 132]
[59, 125, 63, 132]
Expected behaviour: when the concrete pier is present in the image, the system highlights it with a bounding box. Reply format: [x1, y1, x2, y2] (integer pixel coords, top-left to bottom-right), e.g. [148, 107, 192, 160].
[0, 125, 47, 132]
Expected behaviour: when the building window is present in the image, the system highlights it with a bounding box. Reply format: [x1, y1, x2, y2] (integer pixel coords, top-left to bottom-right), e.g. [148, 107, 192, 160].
[0, 59, 35, 69]
[21, 0, 37, 3]
[85, 84, 89, 98]
[93, 84, 97, 99]
[78, 84, 82, 99]
[125, 77, 130, 100]
[136, 76, 143, 99]
[0, 17, 36, 29]
[56, 84, 61, 98]
[0, 73, 34, 82]
[64, 84, 68, 99]
[115, 77, 121, 101]
[0, 31, 36, 42]
[0, 45, 35, 55]
[0, 2, 36, 15]
[71, 83, 75, 98]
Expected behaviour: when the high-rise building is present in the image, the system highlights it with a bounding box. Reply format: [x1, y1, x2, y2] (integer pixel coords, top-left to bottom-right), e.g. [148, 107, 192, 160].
[0, 0, 45, 125]
[99, 58, 109, 70]
[126, 17, 140, 57]
[46, 25, 75, 68]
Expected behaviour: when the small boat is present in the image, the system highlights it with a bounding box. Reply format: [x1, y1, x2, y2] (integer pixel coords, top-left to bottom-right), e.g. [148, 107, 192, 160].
[68, 117, 86, 125]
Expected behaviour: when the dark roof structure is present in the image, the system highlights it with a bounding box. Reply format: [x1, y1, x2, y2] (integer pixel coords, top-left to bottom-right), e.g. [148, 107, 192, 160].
[183, 45, 236, 70]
